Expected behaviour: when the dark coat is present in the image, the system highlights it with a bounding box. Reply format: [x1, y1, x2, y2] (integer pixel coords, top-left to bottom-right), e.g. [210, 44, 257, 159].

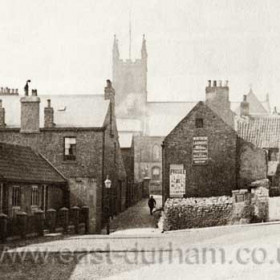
[148, 197, 156, 208]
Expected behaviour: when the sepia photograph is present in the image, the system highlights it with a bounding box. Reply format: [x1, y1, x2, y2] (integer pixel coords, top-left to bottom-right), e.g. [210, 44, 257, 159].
[0, 0, 280, 279]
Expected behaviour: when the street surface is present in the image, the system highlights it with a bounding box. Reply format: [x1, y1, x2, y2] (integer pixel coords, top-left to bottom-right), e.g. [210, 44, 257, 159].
[5, 198, 280, 279]
[102, 195, 162, 235]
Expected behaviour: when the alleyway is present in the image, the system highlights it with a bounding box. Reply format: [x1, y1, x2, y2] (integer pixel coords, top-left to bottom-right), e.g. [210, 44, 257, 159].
[102, 195, 162, 235]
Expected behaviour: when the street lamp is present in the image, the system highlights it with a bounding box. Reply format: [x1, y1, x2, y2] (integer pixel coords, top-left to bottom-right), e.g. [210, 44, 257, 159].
[104, 175, 112, 234]
[105, 176, 112, 189]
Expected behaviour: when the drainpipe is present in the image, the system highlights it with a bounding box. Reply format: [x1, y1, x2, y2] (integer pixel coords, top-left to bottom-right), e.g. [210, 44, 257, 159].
[0, 183, 3, 213]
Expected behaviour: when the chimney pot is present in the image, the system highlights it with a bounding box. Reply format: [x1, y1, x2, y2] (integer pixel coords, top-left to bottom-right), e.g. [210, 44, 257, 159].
[243, 95, 247, 102]
[213, 80, 217, 87]
[208, 80, 211, 87]
[32, 89, 37, 96]
[104, 79, 115, 102]
[47, 99, 51, 108]
[219, 80, 222, 87]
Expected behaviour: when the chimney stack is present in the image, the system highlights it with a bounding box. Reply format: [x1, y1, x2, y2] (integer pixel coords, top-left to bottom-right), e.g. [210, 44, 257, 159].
[0, 100, 6, 128]
[240, 95, 249, 117]
[104, 79, 115, 102]
[44, 99, 55, 128]
[20, 87, 40, 133]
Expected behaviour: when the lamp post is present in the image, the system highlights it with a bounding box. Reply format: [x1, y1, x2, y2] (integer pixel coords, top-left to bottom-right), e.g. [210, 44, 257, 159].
[104, 175, 112, 235]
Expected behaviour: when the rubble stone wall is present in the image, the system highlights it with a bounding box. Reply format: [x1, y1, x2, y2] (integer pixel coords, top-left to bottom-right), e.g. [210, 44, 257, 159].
[161, 179, 269, 231]
[162, 196, 233, 231]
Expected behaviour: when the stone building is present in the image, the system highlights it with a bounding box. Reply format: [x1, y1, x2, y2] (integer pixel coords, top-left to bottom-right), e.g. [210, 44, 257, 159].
[0, 142, 67, 217]
[0, 81, 127, 233]
[113, 35, 271, 195]
[237, 115, 280, 194]
[162, 101, 267, 202]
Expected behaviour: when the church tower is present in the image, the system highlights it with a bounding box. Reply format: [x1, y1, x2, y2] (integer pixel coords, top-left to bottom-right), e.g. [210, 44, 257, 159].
[112, 34, 148, 123]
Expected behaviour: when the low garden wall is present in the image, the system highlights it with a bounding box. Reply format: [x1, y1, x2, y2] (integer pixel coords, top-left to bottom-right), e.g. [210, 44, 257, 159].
[160, 179, 269, 231]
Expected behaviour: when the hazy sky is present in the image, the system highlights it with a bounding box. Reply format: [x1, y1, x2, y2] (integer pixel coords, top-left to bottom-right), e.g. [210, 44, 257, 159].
[0, 0, 280, 105]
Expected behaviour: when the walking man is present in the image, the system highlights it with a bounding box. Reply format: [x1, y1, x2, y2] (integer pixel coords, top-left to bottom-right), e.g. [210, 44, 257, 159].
[148, 195, 156, 215]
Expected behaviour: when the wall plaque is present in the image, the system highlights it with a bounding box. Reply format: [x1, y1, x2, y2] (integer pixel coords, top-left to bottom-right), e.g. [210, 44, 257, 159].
[193, 136, 208, 165]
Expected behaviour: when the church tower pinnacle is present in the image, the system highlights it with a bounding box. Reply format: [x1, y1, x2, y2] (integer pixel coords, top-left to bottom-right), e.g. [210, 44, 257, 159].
[113, 34, 119, 61]
[141, 34, 147, 60]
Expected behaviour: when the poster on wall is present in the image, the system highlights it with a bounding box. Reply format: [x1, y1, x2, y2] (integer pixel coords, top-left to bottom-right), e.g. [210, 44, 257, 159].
[193, 136, 208, 165]
[169, 164, 186, 197]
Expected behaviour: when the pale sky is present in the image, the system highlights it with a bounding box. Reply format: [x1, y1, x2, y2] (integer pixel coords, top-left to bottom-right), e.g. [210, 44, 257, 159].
[0, 0, 280, 105]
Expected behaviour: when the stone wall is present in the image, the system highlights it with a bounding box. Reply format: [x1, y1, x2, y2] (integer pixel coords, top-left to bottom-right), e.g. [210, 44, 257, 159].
[0, 129, 105, 233]
[162, 102, 268, 202]
[121, 147, 134, 207]
[268, 196, 280, 221]
[163, 102, 237, 201]
[102, 102, 127, 220]
[250, 179, 269, 222]
[238, 139, 267, 188]
[161, 196, 233, 231]
[161, 179, 269, 231]
[68, 177, 99, 233]
[231, 189, 253, 224]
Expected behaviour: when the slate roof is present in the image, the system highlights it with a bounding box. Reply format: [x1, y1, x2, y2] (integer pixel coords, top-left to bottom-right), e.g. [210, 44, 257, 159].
[146, 101, 197, 136]
[237, 117, 280, 148]
[0, 95, 110, 128]
[116, 119, 142, 132]
[119, 132, 133, 148]
[0, 142, 66, 184]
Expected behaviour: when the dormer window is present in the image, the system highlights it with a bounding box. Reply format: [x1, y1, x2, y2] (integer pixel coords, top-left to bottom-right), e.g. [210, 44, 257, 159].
[195, 118, 203, 128]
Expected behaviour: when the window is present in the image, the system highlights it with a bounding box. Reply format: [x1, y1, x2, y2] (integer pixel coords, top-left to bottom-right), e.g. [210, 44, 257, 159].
[152, 145, 160, 161]
[31, 185, 39, 206]
[64, 137, 77, 160]
[12, 186, 21, 207]
[195, 118, 203, 128]
[152, 167, 160, 180]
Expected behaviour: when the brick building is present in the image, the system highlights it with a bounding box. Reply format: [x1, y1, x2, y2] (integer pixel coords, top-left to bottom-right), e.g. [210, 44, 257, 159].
[162, 101, 267, 202]
[0, 142, 67, 217]
[0, 81, 127, 233]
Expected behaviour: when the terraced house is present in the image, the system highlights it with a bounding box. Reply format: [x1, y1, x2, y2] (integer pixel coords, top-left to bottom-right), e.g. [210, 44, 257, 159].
[0, 80, 127, 233]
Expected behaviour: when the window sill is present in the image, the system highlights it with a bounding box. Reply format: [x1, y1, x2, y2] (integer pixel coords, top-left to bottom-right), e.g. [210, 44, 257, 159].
[62, 160, 78, 165]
